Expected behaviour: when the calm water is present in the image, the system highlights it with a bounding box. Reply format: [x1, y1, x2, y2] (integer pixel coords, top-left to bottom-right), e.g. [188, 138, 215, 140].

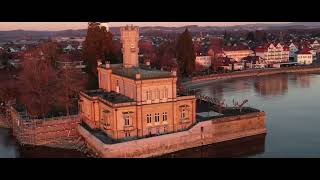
[186, 73, 320, 158]
[2, 73, 320, 158]
[0, 128, 86, 158]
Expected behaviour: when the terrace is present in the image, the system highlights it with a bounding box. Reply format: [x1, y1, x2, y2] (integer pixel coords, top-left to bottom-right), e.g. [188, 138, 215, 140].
[84, 89, 135, 104]
[112, 66, 173, 80]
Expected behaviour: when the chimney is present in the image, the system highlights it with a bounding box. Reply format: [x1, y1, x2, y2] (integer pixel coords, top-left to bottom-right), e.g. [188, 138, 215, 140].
[97, 59, 102, 66]
[135, 73, 141, 79]
[171, 70, 177, 77]
[105, 61, 110, 69]
[145, 59, 151, 66]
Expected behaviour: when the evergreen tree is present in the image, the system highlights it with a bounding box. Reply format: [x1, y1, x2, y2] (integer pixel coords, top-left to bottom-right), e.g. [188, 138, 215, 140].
[176, 28, 195, 77]
[223, 30, 230, 45]
[82, 22, 118, 89]
[246, 31, 255, 41]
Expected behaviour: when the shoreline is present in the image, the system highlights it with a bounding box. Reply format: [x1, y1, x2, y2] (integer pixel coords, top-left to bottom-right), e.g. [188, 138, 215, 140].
[182, 65, 320, 88]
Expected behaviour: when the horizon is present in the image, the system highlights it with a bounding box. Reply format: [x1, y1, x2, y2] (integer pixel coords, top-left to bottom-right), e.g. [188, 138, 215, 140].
[0, 22, 290, 31]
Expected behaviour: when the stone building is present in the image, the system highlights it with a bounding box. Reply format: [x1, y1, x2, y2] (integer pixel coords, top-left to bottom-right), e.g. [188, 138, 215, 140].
[79, 25, 196, 140]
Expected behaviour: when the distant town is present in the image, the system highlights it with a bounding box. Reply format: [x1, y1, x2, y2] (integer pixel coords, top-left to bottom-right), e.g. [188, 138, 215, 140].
[1, 24, 320, 75]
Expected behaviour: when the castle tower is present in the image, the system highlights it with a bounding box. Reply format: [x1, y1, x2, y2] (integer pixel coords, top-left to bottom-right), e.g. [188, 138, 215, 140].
[120, 25, 139, 68]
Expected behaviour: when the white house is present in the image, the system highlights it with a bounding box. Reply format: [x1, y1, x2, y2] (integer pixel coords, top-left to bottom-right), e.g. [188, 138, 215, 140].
[21, 45, 27, 51]
[297, 49, 313, 65]
[195, 56, 212, 69]
[64, 45, 75, 52]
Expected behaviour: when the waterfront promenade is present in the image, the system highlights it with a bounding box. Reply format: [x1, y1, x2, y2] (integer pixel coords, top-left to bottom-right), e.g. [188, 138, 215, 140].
[183, 65, 320, 87]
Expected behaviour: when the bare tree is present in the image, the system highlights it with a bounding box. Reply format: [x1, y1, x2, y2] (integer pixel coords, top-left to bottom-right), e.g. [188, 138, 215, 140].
[19, 58, 59, 118]
[56, 66, 87, 116]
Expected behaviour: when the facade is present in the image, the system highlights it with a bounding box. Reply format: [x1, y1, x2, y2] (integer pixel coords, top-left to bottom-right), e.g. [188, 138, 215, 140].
[195, 56, 212, 69]
[310, 40, 320, 49]
[241, 55, 266, 69]
[222, 45, 253, 62]
[255, 43, 290, 65]
[297, 49, 313, 65]
[79, 25, 196, 140]
[289, 43, 299, 61]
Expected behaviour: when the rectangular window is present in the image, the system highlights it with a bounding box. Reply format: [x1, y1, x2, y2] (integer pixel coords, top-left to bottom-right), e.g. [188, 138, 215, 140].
[156, 89, 160, 99]
[147, 114, 152, 124]
[124, 114, 130, 126]
[125, 132, 130, 137]
[155, 113, 160, 122]
[164, 88, 168, 98]
[181, 108, 188, 119]
[162, 112, 168, 121]
[147, 90, 151, 100]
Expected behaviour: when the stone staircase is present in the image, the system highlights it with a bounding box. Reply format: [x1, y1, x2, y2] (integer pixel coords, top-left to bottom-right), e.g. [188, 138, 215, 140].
[71, 137, 99, 158]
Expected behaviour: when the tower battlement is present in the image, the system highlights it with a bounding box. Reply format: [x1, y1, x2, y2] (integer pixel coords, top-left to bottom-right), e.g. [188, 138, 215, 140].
[120, 25, 139, 32]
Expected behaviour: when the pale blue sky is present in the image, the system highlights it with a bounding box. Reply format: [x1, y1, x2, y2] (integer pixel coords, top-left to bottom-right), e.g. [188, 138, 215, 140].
[0, 22, 289, 31]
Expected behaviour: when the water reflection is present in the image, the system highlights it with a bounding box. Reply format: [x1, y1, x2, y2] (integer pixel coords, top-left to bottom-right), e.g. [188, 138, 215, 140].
[161, 134, 266, 158]
[289, 74, 311, 89]
[0, 128, 19, 158]
[187, 73, 320, 157]
[1, 128, 86, 158]
[254, 75, 289, 97]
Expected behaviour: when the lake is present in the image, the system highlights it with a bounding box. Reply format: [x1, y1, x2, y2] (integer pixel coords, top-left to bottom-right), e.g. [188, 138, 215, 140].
[184, 73, 320, 158]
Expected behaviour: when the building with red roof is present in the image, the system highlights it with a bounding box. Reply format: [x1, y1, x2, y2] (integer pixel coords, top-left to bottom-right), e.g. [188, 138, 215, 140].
[222, 43, 253, 62]
[297, 48, 313, 65]
[254, 42, 289, 65]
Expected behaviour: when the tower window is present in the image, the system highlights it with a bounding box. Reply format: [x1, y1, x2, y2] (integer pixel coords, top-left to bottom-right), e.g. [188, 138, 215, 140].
[155, 113, 160, 122]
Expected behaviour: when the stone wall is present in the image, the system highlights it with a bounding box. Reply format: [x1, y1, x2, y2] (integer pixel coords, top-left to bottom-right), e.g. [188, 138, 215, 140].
[78, 111, 266, 158]
[190, 65, 320, 84]
[10, 108, 80, 147]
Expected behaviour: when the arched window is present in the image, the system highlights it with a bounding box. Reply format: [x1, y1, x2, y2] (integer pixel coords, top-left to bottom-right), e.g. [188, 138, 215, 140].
[162, 112, 168, 121]
[155, 113, 160, 122]
[146, 114, 152, 124]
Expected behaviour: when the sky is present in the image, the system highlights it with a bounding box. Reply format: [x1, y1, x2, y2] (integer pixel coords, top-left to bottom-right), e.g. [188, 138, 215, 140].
[0, 22, 289, 31]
